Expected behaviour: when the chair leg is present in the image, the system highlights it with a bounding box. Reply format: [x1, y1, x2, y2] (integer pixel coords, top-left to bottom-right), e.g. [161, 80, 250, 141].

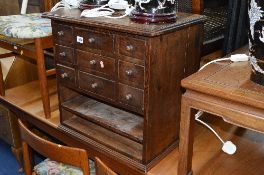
[22, 142, 33, 175]
[34, 38, 51, 118]
[0, 62, 5, 96]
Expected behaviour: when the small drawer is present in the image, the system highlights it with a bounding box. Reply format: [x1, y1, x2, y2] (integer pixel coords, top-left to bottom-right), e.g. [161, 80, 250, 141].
[76, 50, 115, 79]
[118, 60, 144, 89]
[118, 36, 146, 60]
[57, 65, 76, 87]
[79, 72, 115, 100]
[74, 28, 114, 53]
[53, 24, 73, 46]
[55, 45, 74, 65]
[118, 84, 144, 113]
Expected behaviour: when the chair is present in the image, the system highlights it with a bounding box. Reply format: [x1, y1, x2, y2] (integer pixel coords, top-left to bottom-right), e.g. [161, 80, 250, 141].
[18, 119, 118, 175]
[0, 0, 58, 118]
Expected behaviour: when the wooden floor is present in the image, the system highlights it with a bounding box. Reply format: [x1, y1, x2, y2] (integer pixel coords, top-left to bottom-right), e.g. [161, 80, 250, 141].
[2, 78, 264, 175]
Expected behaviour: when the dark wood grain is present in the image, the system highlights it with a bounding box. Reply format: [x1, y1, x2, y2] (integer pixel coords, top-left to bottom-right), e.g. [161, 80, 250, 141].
[62, 113, 143, 161]
[118, 83, 144, 114]
[43, 9, 206, 37]
[61, 95, 144, 143]
[48, 9, 205, 173]
[78, 72, 116, 101]
[52, 23, 74, 47]
[118, 60, 144, 89]
[76, 50, 116, 80]
[55, 45, 74, 66]
[117, 36, 146, 60]
[56, 64, 76, 88]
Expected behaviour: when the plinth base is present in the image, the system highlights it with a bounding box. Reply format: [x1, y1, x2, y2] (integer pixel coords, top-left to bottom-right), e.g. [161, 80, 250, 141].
[130, 11, 176, 24]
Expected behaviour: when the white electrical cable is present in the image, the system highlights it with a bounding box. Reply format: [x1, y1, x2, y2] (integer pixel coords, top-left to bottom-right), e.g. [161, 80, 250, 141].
[199, 54, 249, 71]
[195, 111, 225, 144]
[81, 5, 134, 18]
[51, 0, 81, 12]
[193, 54, 249, 155]
[199, 57, 230, 71]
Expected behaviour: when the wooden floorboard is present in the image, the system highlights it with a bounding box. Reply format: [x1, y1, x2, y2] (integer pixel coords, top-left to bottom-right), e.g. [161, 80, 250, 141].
[3, 78, 60, 127]
[2, 78, 264, 175]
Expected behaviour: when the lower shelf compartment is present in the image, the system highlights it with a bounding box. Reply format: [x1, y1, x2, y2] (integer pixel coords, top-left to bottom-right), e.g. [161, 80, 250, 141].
[61, 95, 144, 143]
[61, 109, 143, 161]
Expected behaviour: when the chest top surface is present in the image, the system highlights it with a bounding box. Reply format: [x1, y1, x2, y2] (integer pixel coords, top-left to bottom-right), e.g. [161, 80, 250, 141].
[43, 8, 206, 36]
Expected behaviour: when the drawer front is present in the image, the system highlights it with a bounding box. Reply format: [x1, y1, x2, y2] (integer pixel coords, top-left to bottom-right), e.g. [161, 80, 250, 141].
[118, 84, 144, 113]
[118, 36, 146, 60]
[53, 24, 73, 46]
[76, 50, 115, 79]
[57, 65, 76, 87]
[79, 72, 115, 100]
[55, 45, 74, 65]
[118, 60, 144, 89]
[74, 28, 114, 53]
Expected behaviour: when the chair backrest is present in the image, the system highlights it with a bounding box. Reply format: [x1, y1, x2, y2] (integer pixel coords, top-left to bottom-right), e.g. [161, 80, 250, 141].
[18, 119, 90, 175]
[95, 157, 117, 175]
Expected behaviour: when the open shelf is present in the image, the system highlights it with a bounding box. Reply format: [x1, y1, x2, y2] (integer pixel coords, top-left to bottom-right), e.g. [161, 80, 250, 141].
[61, 108, 143, 161]
[61, 95, 144, 143]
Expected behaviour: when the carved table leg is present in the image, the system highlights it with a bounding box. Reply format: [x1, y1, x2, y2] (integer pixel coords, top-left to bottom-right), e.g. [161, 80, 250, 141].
[178, 94, 196, 175]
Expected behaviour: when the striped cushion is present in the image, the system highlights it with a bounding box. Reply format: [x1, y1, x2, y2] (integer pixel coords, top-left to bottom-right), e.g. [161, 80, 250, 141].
[0, 13, 51, 39]
[34, 159, 95, 175]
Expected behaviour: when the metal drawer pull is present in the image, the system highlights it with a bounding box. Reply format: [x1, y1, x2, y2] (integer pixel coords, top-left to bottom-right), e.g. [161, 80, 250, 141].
[59, 52, 66, 57]
[57, 31, 64, 36]
[60, 73, 68, 79]
[88, 38, 95, 43]
[90, 60, 97, 65]
[125, 70, 133, 76]
[125, 94, 132, 100]
[91, 83, 98, 89]
[126, 45, 134, 51]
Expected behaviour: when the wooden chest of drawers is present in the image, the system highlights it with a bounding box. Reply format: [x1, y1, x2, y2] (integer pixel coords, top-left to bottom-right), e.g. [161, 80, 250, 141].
[44, 9, 205, 174]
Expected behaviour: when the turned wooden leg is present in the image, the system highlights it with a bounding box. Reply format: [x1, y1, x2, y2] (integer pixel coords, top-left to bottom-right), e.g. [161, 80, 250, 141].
[0, 62, 5, 96]
[178, 94, 196, 175]
[11, 146, 23, 172]
[35, 38, 51, 118]
[22, 142, 33, 175]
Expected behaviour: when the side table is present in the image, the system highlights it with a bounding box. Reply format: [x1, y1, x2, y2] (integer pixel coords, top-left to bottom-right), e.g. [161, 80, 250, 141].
[178, 47, 264, 175]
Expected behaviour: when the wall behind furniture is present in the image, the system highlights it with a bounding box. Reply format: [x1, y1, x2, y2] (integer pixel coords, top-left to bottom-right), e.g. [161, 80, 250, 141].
[0, 0, 20, 15]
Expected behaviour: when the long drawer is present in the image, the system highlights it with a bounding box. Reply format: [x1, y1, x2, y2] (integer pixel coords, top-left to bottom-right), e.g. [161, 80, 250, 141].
[78, 71, 115, 101]
[76, 50, 115, 80]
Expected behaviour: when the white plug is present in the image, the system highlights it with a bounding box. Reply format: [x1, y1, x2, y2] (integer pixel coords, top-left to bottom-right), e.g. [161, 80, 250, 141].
[230, 54, 249, 62]
[125, 6, 135, 15]
[222, 141, 237, 155]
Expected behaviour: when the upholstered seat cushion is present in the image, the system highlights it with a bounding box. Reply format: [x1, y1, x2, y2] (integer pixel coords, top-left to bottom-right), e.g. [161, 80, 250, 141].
[0, 13, 51, 39]
[34, 159, 95, 175]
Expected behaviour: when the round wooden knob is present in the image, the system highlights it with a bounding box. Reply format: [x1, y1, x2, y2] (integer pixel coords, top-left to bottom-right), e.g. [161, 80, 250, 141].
[90, 60, 97, 65]
[91, 83, 98, 89]
[57, 31, 64, 36]
[59, 52, 66, 57]
[88, 38, 95, 43]
[125, 70, 133, 76]
[126, 45, 134, 51]
[61, 73, 68, 79]
[125, 94, 132, 100]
